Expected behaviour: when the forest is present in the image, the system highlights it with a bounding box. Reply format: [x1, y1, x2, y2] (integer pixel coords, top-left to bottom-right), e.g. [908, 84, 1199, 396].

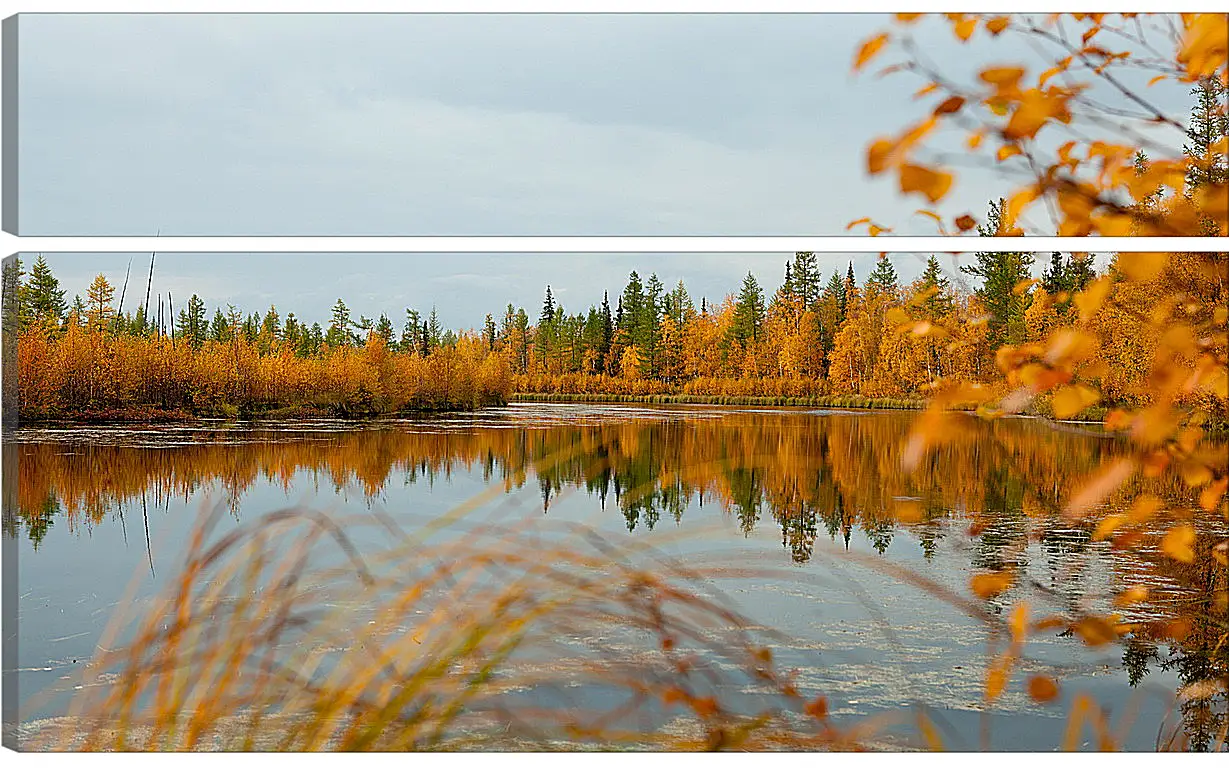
[6, 235, 1225, 423]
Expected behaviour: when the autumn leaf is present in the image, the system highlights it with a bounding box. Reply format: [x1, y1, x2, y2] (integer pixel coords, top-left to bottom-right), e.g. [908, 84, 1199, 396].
[1028, 675, 1060, 703]
[997, 145, 1022, 162]
[1072, 616, 1118, 647]
[933, 96, 966, 115]
[1065, 458, 1135, 519]
[954, 18, 978, 42]
[1178, 13, 1229, 79]
[867, 138, 895, 174]
[1051, 384, 1100, 419]
[970, 571, 1013, 599]
[985, 654, 1012, 701]
[1073, 277, 1112, 324]
[986, 17, 1010, 36]
[1161, 524, 1196, 563]
[899, 164, 954, 202]
[1116, 252, 1169, 282]
[854, 33, 890, 72]
[955, 214, 977, 231]
[1113, 585, 1149, 607]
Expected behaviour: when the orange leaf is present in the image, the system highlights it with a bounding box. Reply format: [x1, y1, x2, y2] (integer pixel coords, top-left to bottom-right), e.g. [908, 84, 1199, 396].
[1028, 675, 1060, 703]
[1116, 252, 1169, 282]
[1073, 276, 1112, 324]
[986, 17, 1010, 36]
[899, 164, 954, 203]
[955, 214, 977, 231]
[1065, 458, 1135, 519]
[1146, 74, 1168, 87]
[854, 33, 890, 72]
[867, 138, 895, 175]
[970, 571, 1014, 599]
[954, 18, 977, 42]
[1072, 616, 1118, 647]
[997, 145, 1022, 162]
[934, 95, 966, 115]
[1052, 384, 1100, 419]
[805, 696, 829, 719]
[985, 654, 1012, 701]
[1200, 478, 1227, 511]
[1113, 585, 1149, 608]
[1161, 524, 1196, 563]
[1178, 13, 1229, 79]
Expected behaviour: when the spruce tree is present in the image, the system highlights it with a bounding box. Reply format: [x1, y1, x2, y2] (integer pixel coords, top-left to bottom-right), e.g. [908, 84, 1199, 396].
[731, 271, 766, 347]
[24, 255, 67, 327]
[961, 199, 1035, 347]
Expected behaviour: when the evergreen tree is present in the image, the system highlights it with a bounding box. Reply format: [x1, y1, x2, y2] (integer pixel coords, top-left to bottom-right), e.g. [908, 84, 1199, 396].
[865, 257, 899, 299]
[599, 291, 613, 372]
[23, 255, 67, 327]
[374, 313, 395, 346]
[428, 306, 442, 346]
[1184, 76, 1229, 191]
[210, 308, 230, 342]
[484, 313, 497, 350]
[731, 271, 766, 347]
[918, 255, 954, 316]
[961, 199, 1036, 347]
[792, 252, 821, 308]
[177, 294, 209, 348]
[327, 299, 353, 347]
[402, 308, 422, 353]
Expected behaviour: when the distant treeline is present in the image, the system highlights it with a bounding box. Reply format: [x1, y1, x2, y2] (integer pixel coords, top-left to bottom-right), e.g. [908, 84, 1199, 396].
[4, 220, 1226, 422]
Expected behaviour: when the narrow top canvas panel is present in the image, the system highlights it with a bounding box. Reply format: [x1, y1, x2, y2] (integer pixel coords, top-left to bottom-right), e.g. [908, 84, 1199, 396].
[6, 13, 1226, 236]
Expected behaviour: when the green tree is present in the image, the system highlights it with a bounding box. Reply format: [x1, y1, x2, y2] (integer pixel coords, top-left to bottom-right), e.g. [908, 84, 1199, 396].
[731, 271, 766, 348]
[865, 256, 899, 300]
[961, 199, 1036, 348]
[23, 255, 67, 328]
[176, 294, 209, 349]
[327, 299, 353, 347]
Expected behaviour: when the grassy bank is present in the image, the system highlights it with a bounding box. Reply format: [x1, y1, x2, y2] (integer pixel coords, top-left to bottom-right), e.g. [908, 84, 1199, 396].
[511, 392, 927, 410]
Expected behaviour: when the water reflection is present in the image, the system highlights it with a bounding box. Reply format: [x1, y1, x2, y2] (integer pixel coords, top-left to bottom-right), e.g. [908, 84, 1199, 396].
[7, 404, 1227, 750]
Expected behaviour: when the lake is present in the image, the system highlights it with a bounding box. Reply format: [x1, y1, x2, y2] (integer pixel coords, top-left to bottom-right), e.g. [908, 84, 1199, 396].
[6, 404, 1227, 751]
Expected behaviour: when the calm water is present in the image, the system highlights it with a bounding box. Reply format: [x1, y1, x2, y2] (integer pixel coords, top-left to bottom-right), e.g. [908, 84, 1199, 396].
[6, 404, 1227, 750]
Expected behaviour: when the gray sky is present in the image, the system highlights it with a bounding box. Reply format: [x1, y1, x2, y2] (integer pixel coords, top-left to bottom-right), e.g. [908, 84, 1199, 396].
[16, 13, 1194, 236]
[26, 251, 1111, 331]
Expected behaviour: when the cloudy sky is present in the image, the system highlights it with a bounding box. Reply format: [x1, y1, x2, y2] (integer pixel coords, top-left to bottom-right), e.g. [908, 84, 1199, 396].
[16, 13, 1193, 235]
[25, 251, 1113, 332]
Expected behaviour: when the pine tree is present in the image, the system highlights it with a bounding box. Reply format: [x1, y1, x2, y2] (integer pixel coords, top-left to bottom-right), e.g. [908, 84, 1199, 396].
[177, 294, 208, 348]
[210, 308, 230, 342]
[865, 256, 899, 299]
[24, 255, 67, 327]
[731, 271, 766, 348]
[961, 199, 1036, 347]
[428, 306, 442, 346]
[402, 308, 422, 353]
[484, 313, 497, 351]
[1184, 76, 1229, 191]
[599, 291, 613, 373]
[792, 252, 820, 308]
[327, 299, 353, 347]
[918, 255, 954, 316]
[374, 313, 395, 346]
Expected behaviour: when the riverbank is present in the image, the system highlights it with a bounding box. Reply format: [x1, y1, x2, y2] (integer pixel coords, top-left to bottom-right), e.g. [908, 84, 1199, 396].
[511, 392, 928, 409]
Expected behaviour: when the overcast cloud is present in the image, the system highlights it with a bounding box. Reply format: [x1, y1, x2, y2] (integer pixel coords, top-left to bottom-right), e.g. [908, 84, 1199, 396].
[14, 13, 1195, 235]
